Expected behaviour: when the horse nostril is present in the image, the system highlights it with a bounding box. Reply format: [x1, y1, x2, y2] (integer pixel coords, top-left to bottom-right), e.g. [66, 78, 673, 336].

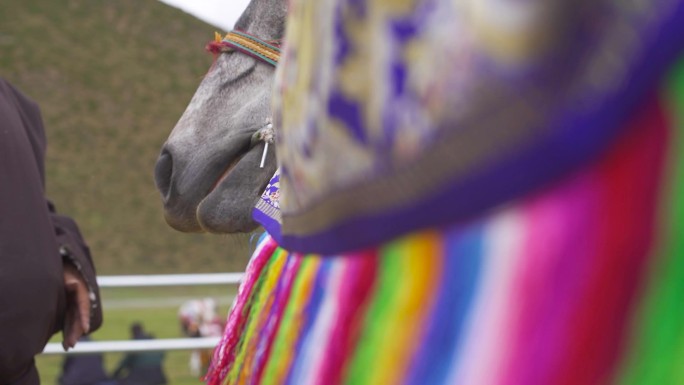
[154, 148, 173, 202]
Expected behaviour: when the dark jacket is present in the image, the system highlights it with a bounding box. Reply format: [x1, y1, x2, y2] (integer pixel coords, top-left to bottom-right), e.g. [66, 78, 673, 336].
[59, 350, 109, 385]
[113, 334, 167, 385]
[0, 79, 103, 384]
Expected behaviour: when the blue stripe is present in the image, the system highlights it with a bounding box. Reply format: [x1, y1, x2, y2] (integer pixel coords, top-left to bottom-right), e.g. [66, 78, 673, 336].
[285, 257, 332, 385]
[404, 221, 485, 385]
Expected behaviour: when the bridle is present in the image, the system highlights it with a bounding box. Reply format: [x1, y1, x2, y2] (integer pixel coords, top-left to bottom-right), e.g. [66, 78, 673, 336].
[206, 31, 281, 66]
[206, 31, 281, 168]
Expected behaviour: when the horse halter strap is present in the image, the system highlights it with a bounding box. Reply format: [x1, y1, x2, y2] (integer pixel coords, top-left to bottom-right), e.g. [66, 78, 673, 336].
[206, 31, 280, 168]
[207, 31, 281, 66]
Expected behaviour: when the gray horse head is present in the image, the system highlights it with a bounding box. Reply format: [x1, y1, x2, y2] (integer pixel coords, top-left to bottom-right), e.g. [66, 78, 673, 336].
[154, 0, 287, 234]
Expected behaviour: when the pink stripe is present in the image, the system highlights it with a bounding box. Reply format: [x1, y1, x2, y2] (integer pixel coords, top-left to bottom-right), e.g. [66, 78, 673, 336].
[501, 173, 601, 385]
[252, 255, 303, 385]
[206, 236, 279, 385]
[548, 97, 666, 385]
[316, 251, 378, 385]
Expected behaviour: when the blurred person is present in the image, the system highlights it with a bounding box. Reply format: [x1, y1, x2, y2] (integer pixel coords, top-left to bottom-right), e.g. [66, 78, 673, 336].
[178, 298, 223, 376]
[0, 78, 102, 385]
[57, 335, 111, 385]
[112, 323, 167, 385]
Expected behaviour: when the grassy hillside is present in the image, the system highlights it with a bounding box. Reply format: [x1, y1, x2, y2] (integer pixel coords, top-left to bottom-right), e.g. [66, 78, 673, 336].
[0, 0, 254, 274]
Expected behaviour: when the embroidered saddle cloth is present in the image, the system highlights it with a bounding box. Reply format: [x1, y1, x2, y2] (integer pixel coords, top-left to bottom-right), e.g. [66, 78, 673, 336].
[254, 0, 684, 254]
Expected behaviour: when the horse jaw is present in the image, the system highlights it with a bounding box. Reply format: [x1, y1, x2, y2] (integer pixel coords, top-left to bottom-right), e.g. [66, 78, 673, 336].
[154, 0, 285, 234]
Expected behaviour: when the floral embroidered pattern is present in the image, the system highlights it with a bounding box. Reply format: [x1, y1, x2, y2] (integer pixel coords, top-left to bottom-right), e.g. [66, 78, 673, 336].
[261, 171, 281, 210]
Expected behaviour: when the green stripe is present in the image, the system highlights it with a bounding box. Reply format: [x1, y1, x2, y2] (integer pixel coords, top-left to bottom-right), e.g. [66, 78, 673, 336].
[343, 244, 401, 385]
[227, 248, 283, 383]
[230, 30, 281, 52]
[616, 56, 684, 384]
[224, 40, 278, 66]
[222, 40, 278, 66]
[261, 256, 313, 385]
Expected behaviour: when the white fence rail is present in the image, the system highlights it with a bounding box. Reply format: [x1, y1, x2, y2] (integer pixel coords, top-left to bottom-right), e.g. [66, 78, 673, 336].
[96, 273, 244, 287]
[43, 337, 222, 355]
[42, 273, 241, 355]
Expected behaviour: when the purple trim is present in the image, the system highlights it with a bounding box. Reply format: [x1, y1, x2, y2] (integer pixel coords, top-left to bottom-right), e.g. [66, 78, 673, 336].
[275, 5, 684, 255]
[253, 207, 282, 243]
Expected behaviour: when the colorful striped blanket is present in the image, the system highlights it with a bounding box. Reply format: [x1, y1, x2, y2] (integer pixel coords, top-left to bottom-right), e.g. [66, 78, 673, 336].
[206, 64, 684, 384]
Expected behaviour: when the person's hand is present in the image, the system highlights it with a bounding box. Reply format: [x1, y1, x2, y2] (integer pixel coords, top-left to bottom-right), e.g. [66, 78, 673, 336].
[62, 263, 91, 350]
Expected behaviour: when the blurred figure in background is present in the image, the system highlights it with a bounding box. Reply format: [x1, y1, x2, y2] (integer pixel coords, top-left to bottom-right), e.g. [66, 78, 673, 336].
[58, 335, 111, 385]
[112, 323, 167, 385]
[178, 298, 224, 376]
[0, 78, 103, 385]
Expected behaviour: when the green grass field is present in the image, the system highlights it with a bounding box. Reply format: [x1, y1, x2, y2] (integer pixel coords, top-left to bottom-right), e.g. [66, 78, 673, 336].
[37, 286, 237, 385]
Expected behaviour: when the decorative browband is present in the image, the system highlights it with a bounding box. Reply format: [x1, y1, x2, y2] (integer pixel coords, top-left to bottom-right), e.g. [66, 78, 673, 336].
[206, 31, 281, 66]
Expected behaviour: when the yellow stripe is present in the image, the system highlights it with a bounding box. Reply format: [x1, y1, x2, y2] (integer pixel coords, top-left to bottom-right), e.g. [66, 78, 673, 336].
[224, 249, 287, 385]
[238, 249, 288, 385]
[261, 256, 321, 385]
[371, 231, 442, 385]
[224, 32, 280, 63]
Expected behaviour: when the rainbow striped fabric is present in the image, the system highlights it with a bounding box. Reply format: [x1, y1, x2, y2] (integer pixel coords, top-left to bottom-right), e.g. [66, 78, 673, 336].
[205, 59, 684, 385]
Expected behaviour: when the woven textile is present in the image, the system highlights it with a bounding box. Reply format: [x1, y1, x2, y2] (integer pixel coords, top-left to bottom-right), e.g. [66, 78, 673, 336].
[254, 0, 684, 254]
